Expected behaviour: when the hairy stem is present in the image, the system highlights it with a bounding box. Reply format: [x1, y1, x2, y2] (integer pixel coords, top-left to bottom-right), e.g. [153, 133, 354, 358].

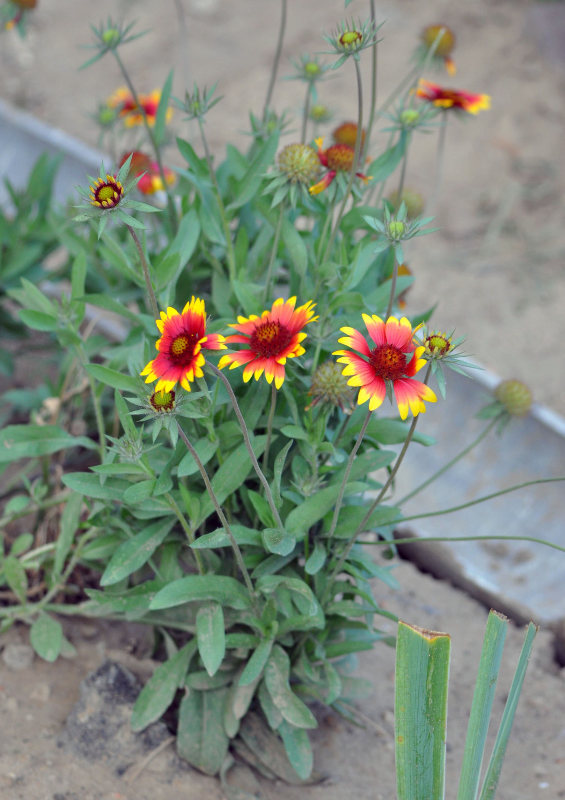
[398, 416, 500, 506]
[263, 0, 287, 119]
[208, 364, 285, 533]
[112, 50, 177, 233]
[263, 203, 284, 302]
[262, 383, 278, 471]
[126, 225, 159, 319]
[197, 117, 237, 281]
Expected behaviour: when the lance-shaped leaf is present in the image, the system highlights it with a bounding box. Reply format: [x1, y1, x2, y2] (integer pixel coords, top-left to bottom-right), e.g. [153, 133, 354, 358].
[177, 687, 229, 775]
[196, 602, 225, 677]
[264, 646, 317, 730]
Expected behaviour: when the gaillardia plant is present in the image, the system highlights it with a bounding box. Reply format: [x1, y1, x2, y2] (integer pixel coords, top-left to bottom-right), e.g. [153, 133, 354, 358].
[3, 4, 557, 796]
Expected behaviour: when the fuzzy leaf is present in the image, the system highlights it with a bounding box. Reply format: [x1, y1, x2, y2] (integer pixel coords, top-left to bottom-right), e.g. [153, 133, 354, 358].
[196, 602, 226, 677]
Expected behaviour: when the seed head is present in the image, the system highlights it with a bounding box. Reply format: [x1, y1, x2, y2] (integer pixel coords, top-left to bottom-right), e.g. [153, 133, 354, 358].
[277, 144, 321, 185]
[387, 189, 425, 220]
[307, 360, 356, 412]
[422, 24, 456, 58]
[494, 380, 533, 417]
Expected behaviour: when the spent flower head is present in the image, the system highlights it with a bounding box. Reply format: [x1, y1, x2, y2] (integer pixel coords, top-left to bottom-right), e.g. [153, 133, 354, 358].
[306, 360, 356, 413]
[477, 379, 533, 431]
[74, 154, 160, 238]
[265, 143, 321, 207]
[309, 137, 370, 197]
[418, 24, 457, 76]
[323, 18, 381, 68]
[81, 18, 147, 69]
[386, 188, 425, 220]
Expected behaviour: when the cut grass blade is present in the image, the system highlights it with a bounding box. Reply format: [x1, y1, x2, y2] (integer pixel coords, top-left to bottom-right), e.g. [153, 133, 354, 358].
[456, 610, 508, 800]
[395, 621, 451, 800]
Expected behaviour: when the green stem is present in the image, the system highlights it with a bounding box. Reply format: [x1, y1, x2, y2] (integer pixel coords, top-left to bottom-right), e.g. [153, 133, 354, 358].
[325, 412, 420, 597]
[385, 256, 399, 320]
[364, 0, 378, 158]
[197, 117, 237, 281]
[126, 225, 159, 319]
[175, 423, 258, 602]
[326, 409, 372, 541]
[208, 364, 285, 534]
[262, 383, 278, 471]
[112, 49, 177, 234]
[263, 0, 287, 119]
[398, 416, 500, 506]
[384, 476, 565, 528]
[164, 489, 205, 575]
[322, 58, 364, 265]
[358, 531, 565, 557]
[263, 203, 284, 302]
[396, 144, 409, 202]
[301, 83, 312, 144]
[430, 111, 448, 214]
[75, 343, 105, 461]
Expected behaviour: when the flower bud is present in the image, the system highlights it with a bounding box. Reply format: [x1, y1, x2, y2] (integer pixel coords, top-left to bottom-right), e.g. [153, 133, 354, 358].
[388, 221, 406, 240]
[400, 109, 420, 128]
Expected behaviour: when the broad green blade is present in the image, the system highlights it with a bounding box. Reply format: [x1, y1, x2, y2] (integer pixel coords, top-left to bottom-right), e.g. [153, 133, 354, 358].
[456, 610, 508, 800]
[395, 621, 451, 800]
[478, 622, 537, 800]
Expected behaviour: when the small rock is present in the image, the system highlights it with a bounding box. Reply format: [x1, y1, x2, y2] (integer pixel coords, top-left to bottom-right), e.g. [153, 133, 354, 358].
[30, 682, 51, 703]
[59, 661, 172, 769]
[2, 643, 34, 670]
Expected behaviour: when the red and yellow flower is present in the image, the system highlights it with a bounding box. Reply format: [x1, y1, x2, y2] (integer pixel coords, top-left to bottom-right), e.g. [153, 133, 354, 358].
[107, 87, 173, 128]
[334, 314, 437, 419]
[118, 152, 176, 195]
[218, 297, 318, 389]
[141, 298, 225, 393]
[421, 24, 457, 75]
[309, 137, 370, 195]
[416, 79, 490, 115]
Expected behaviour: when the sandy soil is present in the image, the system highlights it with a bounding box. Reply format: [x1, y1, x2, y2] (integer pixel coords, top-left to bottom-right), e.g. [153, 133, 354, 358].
[2, 561, 565, 800]
[2, 1, 565, 798]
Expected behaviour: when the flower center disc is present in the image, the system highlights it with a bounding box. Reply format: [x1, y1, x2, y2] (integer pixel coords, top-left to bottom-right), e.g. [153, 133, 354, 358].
[251, 321, 292, 358]
[369, 344, 407, 381]
[170, 333, 199, 365]
[326, 145, 354, 172]
[97, 185, 115, 202]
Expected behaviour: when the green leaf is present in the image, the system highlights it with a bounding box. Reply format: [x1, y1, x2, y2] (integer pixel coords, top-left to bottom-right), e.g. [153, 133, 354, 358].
[261, 527, 296, 557]
[304, 540, 326, 575]
[177, 687, 229, 775]
[264, 646, 317, 729]
[196, 602, 226, 677]
[85, 364, 140, 393]
[123, 479, 156, 504]
[280, 424, 308, 442]
[191, 525, 262, 550]
[281, 219, 308, 277]
[196, 436, 267, 527]
[0, 425, 95, 463]
[227, 132, 279, 210]
[247, 490, 275, 528]
[272, 440, 292, 508]
[53, 492, 83, 578]
[395, 621, 450, 800]
[177, 437, 218, 477]
[150, 575, 252, 611]
[456, 610, 508, 800]
[279, 721, 313, 781]
[9, 533, 34, 557]
[18, 309, 58, 331]
[71, 252, 87, 300]
[62, 472, 131, 502]
[239, 636, 275, 687]
[100, 519, 174, 586]
[154, 69, 174, 146]
[285, 485, 339, 539]
[30, 613, 63, 662]
[3, 556, 27, 603]
[131, 641, 195, 732]
[367, 133, 406, 183]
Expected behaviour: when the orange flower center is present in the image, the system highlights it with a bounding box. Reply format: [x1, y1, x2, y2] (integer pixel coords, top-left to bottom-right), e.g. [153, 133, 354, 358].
[370, 344, 407, 381]
[170, 333, 200, 365]
[251, 321, 292, 358]
[326, 144, 355, 172]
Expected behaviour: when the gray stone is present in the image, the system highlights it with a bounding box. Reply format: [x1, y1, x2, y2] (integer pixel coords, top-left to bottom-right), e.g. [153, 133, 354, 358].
[2, 643, 34, 670]
[60, 661, 170, 770]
